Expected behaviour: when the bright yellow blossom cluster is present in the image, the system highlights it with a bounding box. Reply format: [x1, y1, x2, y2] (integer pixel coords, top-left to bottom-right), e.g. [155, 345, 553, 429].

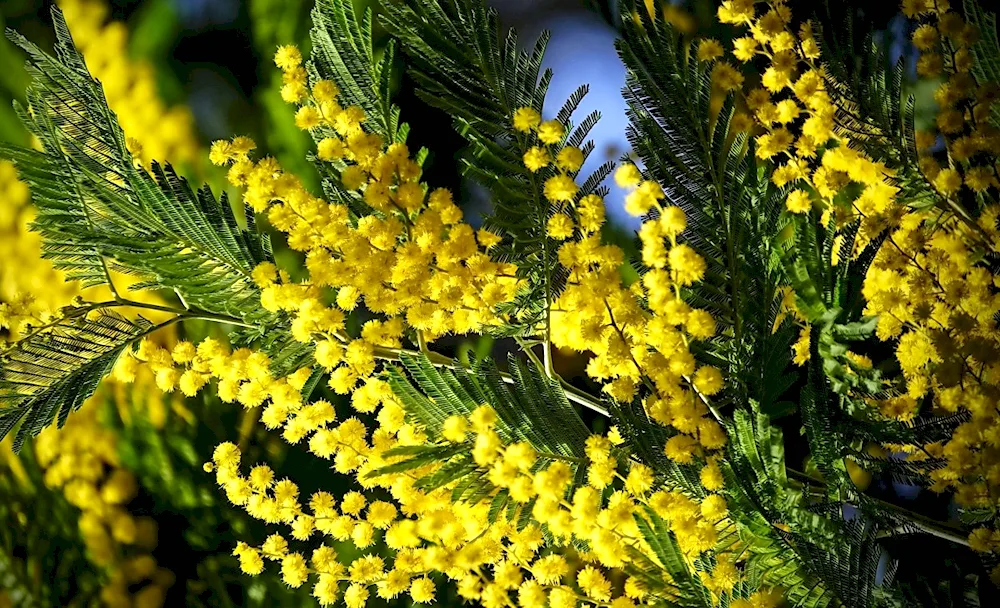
[0, 160, 78, 340]
[533, 124, 725, 468]
[906, 1, 1000, 197]
[10, 0, 1000, 601]
[203, 397, 780, 608]
[708, 2, 842, 370]
[511, 106, 602, 240]
[715, 0, 906, 377]
[715, 0, 1000, 575]
[58, 0, 199, 167]
[2, 3, 203, 601]
[206, 48, 520, 406]
[878, 2, 1000, 569]
[33, 404, 173, 608]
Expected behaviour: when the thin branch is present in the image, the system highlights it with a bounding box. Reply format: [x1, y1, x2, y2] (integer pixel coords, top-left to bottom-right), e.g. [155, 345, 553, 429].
[787, 468, 970, 547]
[6, 299, 255, 348]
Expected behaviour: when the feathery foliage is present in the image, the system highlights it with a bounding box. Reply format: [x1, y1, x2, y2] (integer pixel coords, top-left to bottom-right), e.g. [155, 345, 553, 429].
[382, 0, 612, 338]
[2, 9, 273, 324]
[618, 1, 788, 413]
[3, 0, 1000, 605]
[384, 353, 591, 495]
[0, 311, 154, 450]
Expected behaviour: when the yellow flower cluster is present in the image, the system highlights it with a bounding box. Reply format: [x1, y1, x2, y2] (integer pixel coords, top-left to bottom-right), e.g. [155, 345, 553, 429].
[205, 398, 779, 607]
[529, 116, 725, 467]
[177, 69, 748, 600]
[906, 1, 1000, 197]
[511, 106, 602, 239]
[0, 160, 78, 341]
[206, 47, 520, 403]
[33, 403, 174, 608]
[3, 0, 204, 340]
[879, 2, 1000, 566]
[718, 0, 1000, 573]
[58, 0, 199, 167]
[714, 1, 907, 372]
[2, 4, 202, 601]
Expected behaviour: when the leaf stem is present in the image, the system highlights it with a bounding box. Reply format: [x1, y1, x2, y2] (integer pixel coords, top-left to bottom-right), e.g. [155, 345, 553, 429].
[513, 336, 608, 415]
[786, 467, 969, 547]
[7, 299, 255, 347]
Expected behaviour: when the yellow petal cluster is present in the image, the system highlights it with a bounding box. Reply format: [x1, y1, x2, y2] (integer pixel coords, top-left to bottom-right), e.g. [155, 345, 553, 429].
[58, 0, 199, 167]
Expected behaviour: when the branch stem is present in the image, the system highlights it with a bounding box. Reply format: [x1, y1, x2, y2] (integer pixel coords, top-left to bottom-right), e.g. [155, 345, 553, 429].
[786, 468, 969, 547]
[7, 299, 254, 347]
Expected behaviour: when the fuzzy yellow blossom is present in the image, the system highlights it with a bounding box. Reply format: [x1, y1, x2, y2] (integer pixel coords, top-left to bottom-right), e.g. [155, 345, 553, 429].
[544, 175, 579, 202]
[441, 415, 468, 443]
[711, 62, 744, 91]
[660, 206, 686, 236]
[537, 120, 566, 145]
[615, 163, 642, 188]
[556, 146, 585, 172]
[410, 578, 436, 603]
[697, 39, 724, 61]
[546, 214, 575, 240]
[274, 44, 303, 70]
[733, 36, 759, 61]
[523, 147, 551, 172]
[513, 107, 542, 132]
[785, 189, 812, 214]
[933, 167, 963, 194]
[668, 244, 706, 285]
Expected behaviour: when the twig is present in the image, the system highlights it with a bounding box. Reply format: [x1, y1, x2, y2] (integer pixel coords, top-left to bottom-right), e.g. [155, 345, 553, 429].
[6, 299, 255, 347]
[787, 468, 969, 547]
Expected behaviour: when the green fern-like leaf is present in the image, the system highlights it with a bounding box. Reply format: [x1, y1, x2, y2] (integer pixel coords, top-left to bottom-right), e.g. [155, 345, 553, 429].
[794, 520, 896, 608]
[963, 0, 1000, 127]
[309, 0, 400, 143]
[0, 311, 156, 451]
[631, 507, 713, 607]
[815, 8, 939, 211]
[617, 0, 787, 412]
[383, 353, 591, 492]
[388, 353, 590, 458]
[2, 7, 273, 325]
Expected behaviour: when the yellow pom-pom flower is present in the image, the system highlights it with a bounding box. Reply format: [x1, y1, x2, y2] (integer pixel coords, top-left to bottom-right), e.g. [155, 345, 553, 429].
[513, 107, 542, 132]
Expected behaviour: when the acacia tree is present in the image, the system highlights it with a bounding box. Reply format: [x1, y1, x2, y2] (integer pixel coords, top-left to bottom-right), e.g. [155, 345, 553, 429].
[3, 0, 1000, 606]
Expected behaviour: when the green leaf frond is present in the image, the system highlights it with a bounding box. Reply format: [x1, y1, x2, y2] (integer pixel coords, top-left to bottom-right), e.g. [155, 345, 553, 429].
[611, 400, 706, 496]
[792, 519, 897, 608]
[964, 0, 1000, 127]
[723, 407, 842, 606]
[632, 507, 714, 606]
[387, 353, 589, 459]
[2, 7, 274, 325]
[0, 311, 155, 451]
[309, 0, 401, 144]
[375, 353, 593, 523]
[801, 326, 849, 482]
[616, 0, 788, 410]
